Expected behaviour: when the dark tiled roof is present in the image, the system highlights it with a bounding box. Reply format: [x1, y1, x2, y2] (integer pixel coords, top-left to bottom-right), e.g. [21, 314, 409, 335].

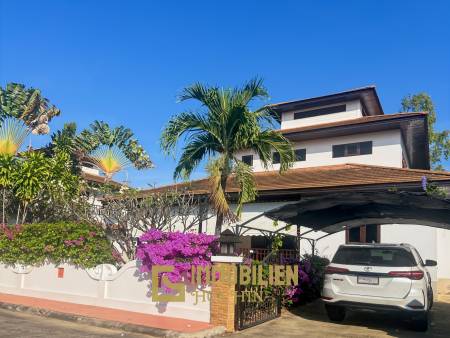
[138, 163, 450, 196]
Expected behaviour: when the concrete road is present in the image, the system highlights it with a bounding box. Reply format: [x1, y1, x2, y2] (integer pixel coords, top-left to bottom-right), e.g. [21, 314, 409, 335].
[0, 308, 155, 338]
[231, 300, 450, 337]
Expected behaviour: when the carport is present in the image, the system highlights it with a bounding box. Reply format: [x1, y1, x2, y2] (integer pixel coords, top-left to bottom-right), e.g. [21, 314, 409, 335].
[262, 190, 450, 256]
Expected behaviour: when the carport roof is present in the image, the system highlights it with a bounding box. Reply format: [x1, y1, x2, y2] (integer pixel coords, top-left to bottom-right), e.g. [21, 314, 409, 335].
[264, 191, 450, 234]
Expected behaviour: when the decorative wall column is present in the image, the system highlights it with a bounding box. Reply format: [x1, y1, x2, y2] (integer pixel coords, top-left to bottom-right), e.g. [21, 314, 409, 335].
[210, 255, 242, 332]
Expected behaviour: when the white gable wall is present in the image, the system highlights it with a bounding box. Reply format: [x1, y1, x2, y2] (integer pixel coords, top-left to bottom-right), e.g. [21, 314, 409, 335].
[281, 100, 363, 129]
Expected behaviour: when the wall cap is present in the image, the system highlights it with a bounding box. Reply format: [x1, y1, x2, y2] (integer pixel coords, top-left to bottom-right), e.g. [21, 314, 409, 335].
[211, 256, 243, 263]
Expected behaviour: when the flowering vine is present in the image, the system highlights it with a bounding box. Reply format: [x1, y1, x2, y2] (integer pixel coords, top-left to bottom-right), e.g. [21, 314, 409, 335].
[136, 229, 218, 285]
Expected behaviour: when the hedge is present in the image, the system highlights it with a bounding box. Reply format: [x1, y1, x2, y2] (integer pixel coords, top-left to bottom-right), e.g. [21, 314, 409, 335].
[0, 221, 115, 268]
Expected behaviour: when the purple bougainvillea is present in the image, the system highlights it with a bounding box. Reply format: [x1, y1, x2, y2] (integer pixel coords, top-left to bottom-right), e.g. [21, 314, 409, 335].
[282, 254, 330, 306]
[136, 229, 218, 284]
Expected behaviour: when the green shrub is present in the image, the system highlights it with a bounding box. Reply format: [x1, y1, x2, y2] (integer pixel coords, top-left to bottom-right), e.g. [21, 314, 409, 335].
[0, 221, 115, 268]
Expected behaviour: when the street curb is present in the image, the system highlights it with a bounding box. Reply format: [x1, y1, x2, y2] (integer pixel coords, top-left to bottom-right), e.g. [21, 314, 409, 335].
[0, 301, 225, 338]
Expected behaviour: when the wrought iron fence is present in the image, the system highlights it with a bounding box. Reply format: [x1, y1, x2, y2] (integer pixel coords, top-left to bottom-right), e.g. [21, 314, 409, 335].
[235, 264, 282, 330]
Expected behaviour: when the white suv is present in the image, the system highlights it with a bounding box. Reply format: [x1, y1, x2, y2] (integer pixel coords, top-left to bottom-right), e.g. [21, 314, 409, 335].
[322, 243, 436, 331]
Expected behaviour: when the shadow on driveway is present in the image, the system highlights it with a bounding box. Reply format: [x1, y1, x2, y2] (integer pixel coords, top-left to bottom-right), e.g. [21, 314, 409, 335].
[231, 300, 450, 337]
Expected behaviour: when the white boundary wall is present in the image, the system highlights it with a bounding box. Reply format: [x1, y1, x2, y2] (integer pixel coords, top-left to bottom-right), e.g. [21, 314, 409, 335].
[0, 261, 210, 323]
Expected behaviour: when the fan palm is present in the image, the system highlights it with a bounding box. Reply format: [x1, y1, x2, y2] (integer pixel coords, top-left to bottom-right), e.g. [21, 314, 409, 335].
[0, 83, 60, 135]
[45, 121, 152, 179]
[0, 117, 30, 156]
[161, 78, 295, 235]
[89, 145, 131, 179]
[78, 121, 153, 171]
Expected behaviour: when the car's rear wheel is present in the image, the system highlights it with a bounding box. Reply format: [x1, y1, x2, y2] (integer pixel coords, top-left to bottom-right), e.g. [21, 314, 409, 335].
[411, 312, 428, 332]
[325, 304, 346, 322]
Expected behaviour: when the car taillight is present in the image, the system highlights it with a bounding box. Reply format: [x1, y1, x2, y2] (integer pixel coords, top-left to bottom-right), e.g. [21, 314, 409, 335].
[324, 266, 349, 275]
[388, 271, 424, 280]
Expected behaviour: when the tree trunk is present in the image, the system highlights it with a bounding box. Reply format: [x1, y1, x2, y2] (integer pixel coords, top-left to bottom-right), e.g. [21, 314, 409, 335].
[2, 189, 5, 225]
[16, 203, 21, 225]
[214, 174, 228, 236]
[21, 202, 28, 224]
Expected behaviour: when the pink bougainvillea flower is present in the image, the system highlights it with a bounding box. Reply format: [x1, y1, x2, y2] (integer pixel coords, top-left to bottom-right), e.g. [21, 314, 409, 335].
[136, 229, 218, 290]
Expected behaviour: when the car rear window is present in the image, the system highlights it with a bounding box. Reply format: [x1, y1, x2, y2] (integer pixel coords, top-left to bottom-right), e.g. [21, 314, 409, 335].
[332, 247, 416, 267]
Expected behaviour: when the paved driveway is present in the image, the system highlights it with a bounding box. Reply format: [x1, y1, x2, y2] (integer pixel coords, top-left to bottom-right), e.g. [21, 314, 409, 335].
[231, 300, 450, 337]
[0, 308, 155, 338]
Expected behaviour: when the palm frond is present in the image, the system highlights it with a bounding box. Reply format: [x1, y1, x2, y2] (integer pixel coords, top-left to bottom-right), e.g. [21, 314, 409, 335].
[178, 82, 212, 104]
[161, 111, 220, 154]
[173, 133, 219, 179]
[233, 77, 269, 107]
[234, 160, 257, 217]
[251, 130, 295, 172]
[0, 117, 30, 155]
[206, 156, 236, 223]
[88, 145, 131, 178]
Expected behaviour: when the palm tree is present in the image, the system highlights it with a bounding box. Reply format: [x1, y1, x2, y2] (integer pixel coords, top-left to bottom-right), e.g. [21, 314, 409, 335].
[48, 121, 153, 180]
[0, 83, 60, 135]
[161, 78, 295, 235]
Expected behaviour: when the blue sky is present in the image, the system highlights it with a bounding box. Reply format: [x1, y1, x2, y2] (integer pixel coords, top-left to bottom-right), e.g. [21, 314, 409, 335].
[1, 0, 449, 188]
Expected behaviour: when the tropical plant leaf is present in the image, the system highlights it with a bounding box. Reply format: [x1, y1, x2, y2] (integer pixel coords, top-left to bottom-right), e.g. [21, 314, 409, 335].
[89, 145, 131, 178]
[234, 160, 257, 217]
[0, 117, 30, 156]
[206, 156, 236, 223]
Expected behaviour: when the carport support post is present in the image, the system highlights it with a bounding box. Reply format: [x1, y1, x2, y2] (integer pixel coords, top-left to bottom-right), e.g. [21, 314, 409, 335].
[296, 224, 301, 259]
[210, 256, 242, 332]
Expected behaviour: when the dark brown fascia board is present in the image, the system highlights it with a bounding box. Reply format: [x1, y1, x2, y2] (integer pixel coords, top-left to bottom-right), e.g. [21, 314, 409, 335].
[282, 114, 420, 140]
[269, 86, 383, 121]
[422, 114, 431, 169]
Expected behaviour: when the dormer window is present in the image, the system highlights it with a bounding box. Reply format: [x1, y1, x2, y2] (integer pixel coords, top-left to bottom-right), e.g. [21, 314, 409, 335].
[242, 155, 253, 166]
[273, 148, 306, 163]
[294, 104, 346, 120]
[332, 141, 372, 158]
[272, 152, 280, 164]
[295, 149, 306, 161]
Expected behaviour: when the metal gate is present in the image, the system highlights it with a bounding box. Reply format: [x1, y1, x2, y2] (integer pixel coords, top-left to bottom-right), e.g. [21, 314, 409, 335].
[235, 265, 282, 330]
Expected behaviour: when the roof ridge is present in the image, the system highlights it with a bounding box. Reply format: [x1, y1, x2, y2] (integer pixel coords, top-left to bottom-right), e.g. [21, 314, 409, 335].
[268, 85, 377, 107]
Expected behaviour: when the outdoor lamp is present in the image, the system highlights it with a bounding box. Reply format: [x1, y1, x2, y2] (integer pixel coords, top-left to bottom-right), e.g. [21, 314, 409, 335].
[219, 229, 240, 256]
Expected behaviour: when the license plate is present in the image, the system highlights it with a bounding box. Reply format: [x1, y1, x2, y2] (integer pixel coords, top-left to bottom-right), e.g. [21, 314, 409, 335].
[357, 275, 379, 285]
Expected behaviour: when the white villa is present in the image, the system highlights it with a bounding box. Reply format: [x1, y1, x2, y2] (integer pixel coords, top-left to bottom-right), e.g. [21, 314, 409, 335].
[143, 86, 450, 292]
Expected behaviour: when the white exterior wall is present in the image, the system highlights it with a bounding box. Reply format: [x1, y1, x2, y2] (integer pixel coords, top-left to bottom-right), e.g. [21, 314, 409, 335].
[0, 261, 210, 323]
[281, 100, 362, 129]
[237, 129, 404, 171]
[437, 229, 450, 279]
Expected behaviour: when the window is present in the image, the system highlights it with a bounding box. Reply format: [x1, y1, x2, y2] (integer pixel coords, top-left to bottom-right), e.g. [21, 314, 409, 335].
[332, 141, 372, 158]
[332, 247, 416, 267]
[346, 225, 380, 244]
[272, 152, 280, 164]
[295, 149, 306, 161]
[242, 155, 253, 166]
[294, 104, 346, 120]
[273, 149, 306, 163]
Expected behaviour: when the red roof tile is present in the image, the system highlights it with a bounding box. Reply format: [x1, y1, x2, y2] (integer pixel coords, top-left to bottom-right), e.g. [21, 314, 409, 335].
[139, 163, 450, 196]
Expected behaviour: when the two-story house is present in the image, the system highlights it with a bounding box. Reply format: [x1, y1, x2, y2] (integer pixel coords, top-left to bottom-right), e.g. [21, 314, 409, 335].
[142, 86, 450, 291]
